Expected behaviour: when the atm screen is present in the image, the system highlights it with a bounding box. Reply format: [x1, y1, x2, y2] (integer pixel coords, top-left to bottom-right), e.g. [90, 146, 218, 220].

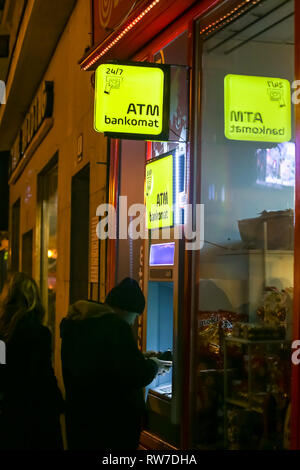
[146, 281, 173, 398]
[149, 242, 175, 266]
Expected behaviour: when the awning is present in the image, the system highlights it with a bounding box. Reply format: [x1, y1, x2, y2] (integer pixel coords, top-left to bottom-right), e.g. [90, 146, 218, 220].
[79, 0, 197, 71]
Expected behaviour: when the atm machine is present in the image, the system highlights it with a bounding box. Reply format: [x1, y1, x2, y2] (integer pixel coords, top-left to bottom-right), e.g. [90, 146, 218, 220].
[142, 150, 186, 446]
[143, 235, 184, 446]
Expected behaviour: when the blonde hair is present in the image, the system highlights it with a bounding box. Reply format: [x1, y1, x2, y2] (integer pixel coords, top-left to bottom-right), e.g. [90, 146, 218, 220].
[0, 272, 45, 341]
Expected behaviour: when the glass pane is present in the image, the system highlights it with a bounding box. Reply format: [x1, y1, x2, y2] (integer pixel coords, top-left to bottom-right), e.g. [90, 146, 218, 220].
[11, 199, 20, 272]
[22, 229, 33, 277]
[142, 31, 189, 448]
[196, 0, 294, 450]
[0, 232, 8, 292]
[116, 139, 146, 284]
[41, 164, 58, 341]
[152, 31, 189, 159]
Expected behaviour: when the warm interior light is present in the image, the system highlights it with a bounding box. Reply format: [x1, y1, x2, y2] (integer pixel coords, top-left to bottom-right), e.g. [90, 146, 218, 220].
[48, 249, 57, 259]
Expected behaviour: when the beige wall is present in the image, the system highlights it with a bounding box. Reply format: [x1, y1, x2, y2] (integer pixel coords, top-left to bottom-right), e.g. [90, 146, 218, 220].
[9, 0, 108, 388]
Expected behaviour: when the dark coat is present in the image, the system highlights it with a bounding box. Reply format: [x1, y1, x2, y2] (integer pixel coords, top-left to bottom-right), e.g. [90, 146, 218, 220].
[60, 301, 158, 450]
[0, 313, 64, 450]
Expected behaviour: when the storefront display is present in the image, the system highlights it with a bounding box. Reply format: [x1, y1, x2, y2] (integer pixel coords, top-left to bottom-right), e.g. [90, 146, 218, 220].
[196, 0, 295, 450]
[81, 0, 300, 450]
[224, 336, 290, 449]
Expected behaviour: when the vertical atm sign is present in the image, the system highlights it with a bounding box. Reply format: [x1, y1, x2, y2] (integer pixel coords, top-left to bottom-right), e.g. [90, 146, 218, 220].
[94, 62, 170, 141]
[146, 154, 173, 230]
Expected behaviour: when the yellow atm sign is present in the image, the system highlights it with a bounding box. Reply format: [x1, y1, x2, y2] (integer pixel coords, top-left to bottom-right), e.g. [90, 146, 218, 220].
[94, 62, 169, 140]
[146, 154, 173, 230]
[225, 74, 291, 143]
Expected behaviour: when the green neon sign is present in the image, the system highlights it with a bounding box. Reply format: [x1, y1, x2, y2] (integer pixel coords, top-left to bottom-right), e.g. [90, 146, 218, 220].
[224, 74, 291, 143]
[145, 154, 173, 230]
[94, 62, 169, 141]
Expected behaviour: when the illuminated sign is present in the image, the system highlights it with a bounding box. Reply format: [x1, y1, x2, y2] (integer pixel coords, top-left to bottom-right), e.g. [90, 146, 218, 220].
[146, 154, 173, 229]
[94, 62, 170, 140]
[224, 74, 291, 143]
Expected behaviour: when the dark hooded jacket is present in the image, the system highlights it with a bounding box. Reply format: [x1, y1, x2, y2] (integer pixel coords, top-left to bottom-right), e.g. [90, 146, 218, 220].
[60, 301, 158, 450]
[0, 313, 64, 450]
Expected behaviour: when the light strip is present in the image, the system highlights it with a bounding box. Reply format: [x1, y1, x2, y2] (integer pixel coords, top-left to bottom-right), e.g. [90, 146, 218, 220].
[199, 0, 262, 37]
[82, 0, 161, 70]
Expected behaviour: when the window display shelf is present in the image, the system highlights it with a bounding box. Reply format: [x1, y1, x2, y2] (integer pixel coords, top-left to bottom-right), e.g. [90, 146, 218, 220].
[226, 397, 263, 414]
[224, 335, 291, 449]
[225, 336, 290, 345]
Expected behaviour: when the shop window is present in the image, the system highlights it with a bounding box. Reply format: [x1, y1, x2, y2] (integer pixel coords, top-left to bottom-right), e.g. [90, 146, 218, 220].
[0, 152, 9, 231]
[0, 35, 9, 57]
[116, 139, 146, 284]
[38, 158, 58, 340]
[22, 229, 33, 277]
[195, 0, 294, 450]
[11, 198, 20, 273]
[0, 232, 8, 292]
[151, 31, 189, 160]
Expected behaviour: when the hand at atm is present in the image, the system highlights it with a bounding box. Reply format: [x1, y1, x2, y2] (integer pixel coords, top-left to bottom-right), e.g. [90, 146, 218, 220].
[143, 350, 158, 358]
[149, 357, 172, 376]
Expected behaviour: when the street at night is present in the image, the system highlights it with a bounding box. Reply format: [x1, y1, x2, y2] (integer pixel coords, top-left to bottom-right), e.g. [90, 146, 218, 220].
[0, 0, 300, 461]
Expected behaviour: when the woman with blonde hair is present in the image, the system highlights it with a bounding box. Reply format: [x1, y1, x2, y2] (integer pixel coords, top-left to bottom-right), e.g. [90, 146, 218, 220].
[0, 272, 64, 450]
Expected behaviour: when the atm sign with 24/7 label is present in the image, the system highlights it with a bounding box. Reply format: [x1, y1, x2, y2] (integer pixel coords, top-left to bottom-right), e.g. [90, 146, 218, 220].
[145, 154, 173, 230]
[94, 62, 170, 141]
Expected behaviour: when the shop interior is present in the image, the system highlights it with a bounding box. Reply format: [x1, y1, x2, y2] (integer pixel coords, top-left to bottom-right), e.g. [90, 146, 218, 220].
[196, 0, 294, 449]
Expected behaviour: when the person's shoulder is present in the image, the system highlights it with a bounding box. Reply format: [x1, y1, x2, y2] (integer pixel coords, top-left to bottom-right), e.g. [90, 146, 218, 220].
[97, 312, 126, 327]
[11, 315, 51, 347]
[27, 319, 51, 342]
[98, 312, 132, 334]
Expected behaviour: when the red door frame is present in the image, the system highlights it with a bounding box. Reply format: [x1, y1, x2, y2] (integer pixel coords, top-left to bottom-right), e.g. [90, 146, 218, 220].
[105, 0, 300, 449]
[106, 138, 120, 294]
[106, 0, 227, 450]
[291, 0, 300, 451]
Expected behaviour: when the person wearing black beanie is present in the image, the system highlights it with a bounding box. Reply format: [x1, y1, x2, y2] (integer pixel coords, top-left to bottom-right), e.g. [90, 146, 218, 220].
[105, 277, 145, 315]
[60, 277, 164, 451]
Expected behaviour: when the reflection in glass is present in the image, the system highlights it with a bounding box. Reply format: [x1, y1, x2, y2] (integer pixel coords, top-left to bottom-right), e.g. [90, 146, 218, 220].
[40, 165, 58, 341]
[196, 0, 294, 450]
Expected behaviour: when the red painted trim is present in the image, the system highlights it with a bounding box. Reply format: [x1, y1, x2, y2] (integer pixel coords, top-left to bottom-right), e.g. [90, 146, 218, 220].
[180, 18, 196, 449]
[80, 0, 165, 69]
[106, 138, 120, 294]
[291, 0, 300, 451]
[134, 0, 221, 60]
[80, 0, 219, 70]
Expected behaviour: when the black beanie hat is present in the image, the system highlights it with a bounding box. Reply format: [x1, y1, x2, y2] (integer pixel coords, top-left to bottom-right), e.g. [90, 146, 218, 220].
[105, 277, 145, 314]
